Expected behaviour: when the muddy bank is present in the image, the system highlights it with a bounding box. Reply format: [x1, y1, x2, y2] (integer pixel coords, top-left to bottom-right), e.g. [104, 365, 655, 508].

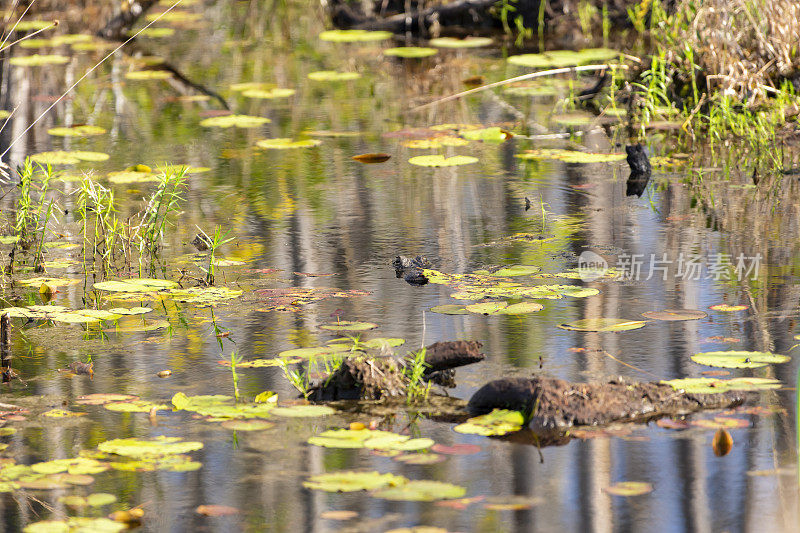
[468, 376, 746, 429]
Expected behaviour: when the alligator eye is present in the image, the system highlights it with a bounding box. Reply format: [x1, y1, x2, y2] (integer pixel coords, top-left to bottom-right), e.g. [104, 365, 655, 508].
[744, 358, 751, 363]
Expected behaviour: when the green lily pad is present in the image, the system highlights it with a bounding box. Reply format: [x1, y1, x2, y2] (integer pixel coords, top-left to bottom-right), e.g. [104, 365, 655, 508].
[77, 393, 139, 405]
[17, 277, 81, 287]
[430, 304, 469, 315]
[9, 54, 70, 67]
[168, 286, 242, 305]
[604, 481, 653, 496]
[373, 480, 466, 501]
[278, 343, 352, 359]
[320, 321, 378, 332]
[220, 419, 275, 431]
[318, 30, 393, 42]
[508, 48, 620, 68]
[304, 471, 406, 492]
[136, 27, 176, 38]
[47, 125, 106, 137]
[241, 87, 296, 99]
[360, 337, 406, 349]
[453, 409, 526, 436]
[108, 307, 152, 315]
[15, 21, 53, 31]
[408, 155, 479, 167]
[641, 309, 707, 321]
[660, 377, 783, 394]
[200, 114, 270, 128]
[308, 429, 434, 451]
[459, 127, 511, 143]
[104, 319, 169, 333]
[0, 235, 20, 244]
[557, 318, 646, 332]
[171, 392, 275, 419]
[230, 81, 275, 92]
[104, 400, 169, 413]
[256, 138, 321, 149]
[516, 149, 626, 163]
[42, 409, 86, 418]
[107, 170, 158, 184]
[270, 405, 337, 417]
[88, 493, 118, 506]
[465, 301, 543, 315]
[24, 518, 126, 533]
[403, 137, 469, 148]
[93, 278, 178, 292]
[98, 436, 203, 457]
[30, 150, 109, 165]
[428, 37, 493, 48]
[690, 351, 790, 369]
[384, 47, 438, 58]
[308, 71, 361, 81]
[222, 358, 293, 367]
[125, 70, 172, 80]
[145, 9, 202, 21]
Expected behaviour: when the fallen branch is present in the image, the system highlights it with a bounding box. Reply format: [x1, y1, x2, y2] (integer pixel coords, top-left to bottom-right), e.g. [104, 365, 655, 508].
[410, 63, 626, 112]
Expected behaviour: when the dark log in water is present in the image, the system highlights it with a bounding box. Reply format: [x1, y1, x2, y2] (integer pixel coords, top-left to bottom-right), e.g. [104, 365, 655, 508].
[308, 340, 484, 401]
[468, 376, 745, 428]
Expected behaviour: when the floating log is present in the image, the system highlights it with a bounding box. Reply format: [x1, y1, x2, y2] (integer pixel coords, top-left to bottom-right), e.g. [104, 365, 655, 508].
[468, 376, 746, 429]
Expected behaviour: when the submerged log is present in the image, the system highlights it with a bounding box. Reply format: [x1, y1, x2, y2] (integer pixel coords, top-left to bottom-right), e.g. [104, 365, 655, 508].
[468, 376, 746, 429]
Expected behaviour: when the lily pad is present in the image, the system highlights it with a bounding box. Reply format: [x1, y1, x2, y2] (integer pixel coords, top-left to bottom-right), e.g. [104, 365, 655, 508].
[320, 321, 378, 332]
[108, 307, 152, 315]
[17, 277, 81, 287]
[199, 114, 270, 128]
[278, 343, 352, 359]
[318, 30, 393, 42]
[603, 481, 653, 496]
[428, 37, 493, 48]
[516, 149, 625, 163]
[454, 409, 525, 436]
[430, 304, 470, 315]
[30, 150, 109, 165]
[660, 377, 782, 394]
[171, 393, 275, 419]
[709, 304, 749, 312]
[42, 409, 86, 418]
[77, 393, 139, 405]
[10, 54, 70, 67]
[690, 351, 790, 369]
[308, 71, 360, 81]
[136, 27, 176, 38]
[309, 429, 434, 451]
[465, 301, 543, 315]
[352, 153, 391, 163]
[125, 70, 172, 80]
[403, 137, 470, 148]
[373, 480, 466, 501]
[508, 48, 620, 68]
[256, 138, 321, 149]
[47, 125, 106, 137]
[15, 21, 53, 31]
[104, 400, 169, 413]
[641, 309, 707, 321]
[93, 278, 178, 292]
[557, 318, 646, 332]
[24, 518, 126, 533]
[270, 405, 336, 417]
[107, 170, 159, 184]
[220, 420, 275, 431]
[384, 47, 438, 58]
[98, 436, 203, 457]
[241, 87, 296, 99]
[304, 471, 406, 492]
[408, 155, 479, 167]
[168, 286, 242, 305]
[459, 127, 511, 143]
[691, 417, 750, 429]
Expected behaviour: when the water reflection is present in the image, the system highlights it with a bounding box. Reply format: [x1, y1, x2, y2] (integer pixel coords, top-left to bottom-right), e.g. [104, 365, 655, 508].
[0, 1, 797, 531]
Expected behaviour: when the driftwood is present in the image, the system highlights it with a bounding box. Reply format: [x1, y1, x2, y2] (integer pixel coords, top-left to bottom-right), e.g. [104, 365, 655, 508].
[468, 376, 745, 429]
[307, 340, 485, 401]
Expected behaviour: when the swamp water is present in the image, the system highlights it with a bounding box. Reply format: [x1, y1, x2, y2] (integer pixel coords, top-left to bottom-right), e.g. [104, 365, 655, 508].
[0, 1, 797, 531]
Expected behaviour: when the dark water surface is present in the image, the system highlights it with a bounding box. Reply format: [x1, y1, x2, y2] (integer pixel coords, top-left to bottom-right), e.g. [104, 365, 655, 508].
[0, 2, 798, 531]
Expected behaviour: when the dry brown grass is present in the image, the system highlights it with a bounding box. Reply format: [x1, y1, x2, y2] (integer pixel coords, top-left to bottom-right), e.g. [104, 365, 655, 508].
[673, 0, 800, 102]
